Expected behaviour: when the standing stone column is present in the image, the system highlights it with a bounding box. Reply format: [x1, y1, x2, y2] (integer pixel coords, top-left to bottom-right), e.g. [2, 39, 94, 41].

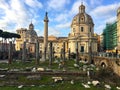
[76, 41, 79, 64]
[60, 48, 63, 60]
[49, 42, 52, 66]
[43, 12, 49, 61]
[88, 38, 92, 64]
[26, 44, 30, 61]
[63, 42, 65, 62]
[52, 47, 55, 61]
[8, 41, 12, 64]
[22, 41, 26, 62]
[68, 48, 70, 60]
[36, 41, 39, 65]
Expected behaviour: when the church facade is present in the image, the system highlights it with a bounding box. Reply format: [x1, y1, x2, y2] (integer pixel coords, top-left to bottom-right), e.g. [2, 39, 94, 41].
[16, 23, 37, 53]
[68, 4, 97, 53]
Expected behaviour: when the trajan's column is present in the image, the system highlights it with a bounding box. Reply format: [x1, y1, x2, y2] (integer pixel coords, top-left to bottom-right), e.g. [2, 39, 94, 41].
[43, 12, 49, 61]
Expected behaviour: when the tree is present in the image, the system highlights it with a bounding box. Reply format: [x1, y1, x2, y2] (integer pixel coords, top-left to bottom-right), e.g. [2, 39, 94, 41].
[1, 32, 11, 51]
[10, 33, 21, 43]
[0, 29, 3, 33]
[0, 29, 3, 36]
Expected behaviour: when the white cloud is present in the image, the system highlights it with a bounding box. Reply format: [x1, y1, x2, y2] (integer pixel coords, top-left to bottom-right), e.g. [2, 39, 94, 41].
[47, 0, 70, 11]
[54, 13, 69, 22]
[90, 3, 120, 18]
[0, 0, 119, 36]
[56, 22, 70, 29]
[48, 27, 61, 36]
[90, 0, 103, 5]
[95, 25, 105, 35]
[70, 0, 82, 15]
[24, 0, 43, 8]
[105, 16, 116, 23]
[0, 0, 42, 32]
[70, 0, 89, 16]
[0, 0, 27, 29]
[89, 2, 120, 34]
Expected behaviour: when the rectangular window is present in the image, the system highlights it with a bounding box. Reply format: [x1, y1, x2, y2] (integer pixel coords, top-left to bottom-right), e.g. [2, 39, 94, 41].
[81, 27, 84, 32]
[90, 27, 91, 32]
[80, 46, 84, 52]
[73, 28, 75, 32]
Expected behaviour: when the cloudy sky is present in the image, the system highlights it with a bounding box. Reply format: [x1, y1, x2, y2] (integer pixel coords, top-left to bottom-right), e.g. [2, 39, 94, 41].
[0, 0, 120, 37]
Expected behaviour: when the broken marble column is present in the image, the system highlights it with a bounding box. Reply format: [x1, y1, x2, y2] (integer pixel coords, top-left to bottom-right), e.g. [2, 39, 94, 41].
[76, 41, 79, 64]
[36, 40, 39, 65]
[49, 42, 52, 66]
[8, 41, 12, 64]
[22, 41, 26, 62]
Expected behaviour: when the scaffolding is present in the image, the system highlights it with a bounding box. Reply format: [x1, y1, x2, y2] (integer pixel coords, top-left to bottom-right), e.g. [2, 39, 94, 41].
[103, 22, 117, 51]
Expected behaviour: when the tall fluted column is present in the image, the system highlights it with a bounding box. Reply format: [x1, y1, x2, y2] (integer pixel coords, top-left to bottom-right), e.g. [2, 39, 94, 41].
[43, 12, 49, 61]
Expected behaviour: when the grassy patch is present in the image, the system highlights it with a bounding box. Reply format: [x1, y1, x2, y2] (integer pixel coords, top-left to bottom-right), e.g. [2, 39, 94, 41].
[0, 82, 117, 90]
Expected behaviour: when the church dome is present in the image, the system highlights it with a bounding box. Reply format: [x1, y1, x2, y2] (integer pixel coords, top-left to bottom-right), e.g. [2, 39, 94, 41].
[71, 4, 94, 26]
[29, 23, 33, 26]
[26, 23, 37, 37]
[26, 29, 37, 37]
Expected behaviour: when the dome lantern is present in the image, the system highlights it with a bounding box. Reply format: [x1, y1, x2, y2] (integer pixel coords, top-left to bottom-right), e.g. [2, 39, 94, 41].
[29, 22, 34, 30]
[79, 3, 85, 13]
